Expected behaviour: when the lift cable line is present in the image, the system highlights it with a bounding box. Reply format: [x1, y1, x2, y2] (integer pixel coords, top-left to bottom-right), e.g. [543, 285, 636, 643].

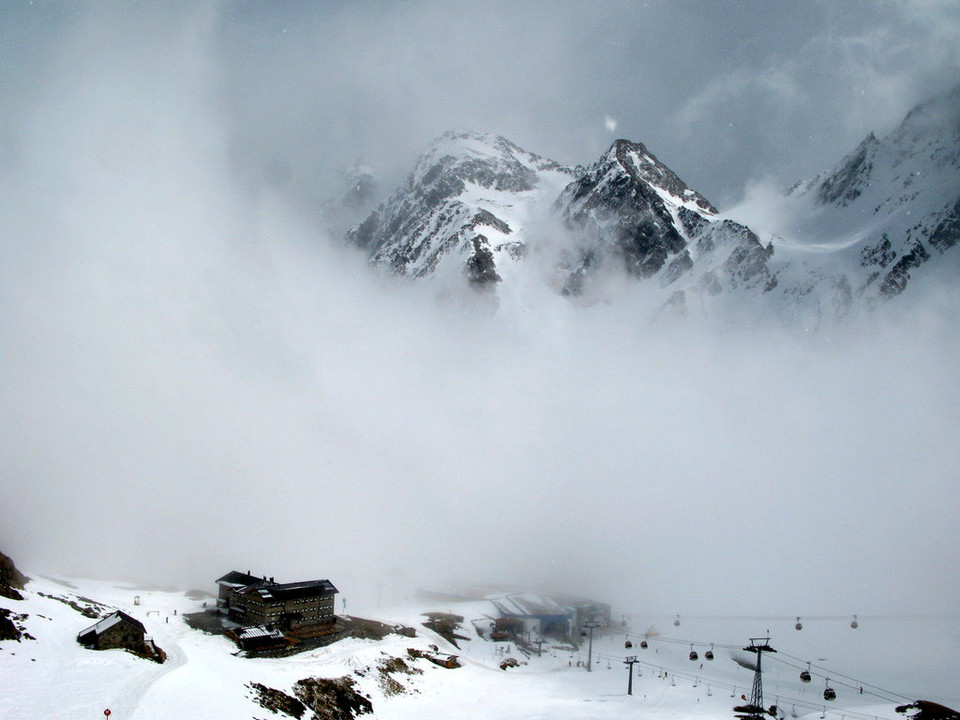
[768, 655, 905, 703]
[584, 651, 901, 720]
[621, 631, 915, 706]
[623, 631, 742, 651]
[645, 614, 927, 622]
[769, 651, 914, 704]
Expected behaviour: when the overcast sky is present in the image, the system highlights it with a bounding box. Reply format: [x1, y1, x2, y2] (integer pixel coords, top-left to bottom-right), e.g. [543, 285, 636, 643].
[7, 1, 959, 208]
[1, 1, 959, 679]
[220, 0, 960, 207]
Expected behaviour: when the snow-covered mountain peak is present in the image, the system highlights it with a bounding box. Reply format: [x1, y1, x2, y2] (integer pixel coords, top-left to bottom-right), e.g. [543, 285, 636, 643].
[347, 131, 574, 284]
[802, 84, 959, 217]
[605, 139, 717, 215]
[408, 130, 569, 194]
[741, 83, 960, 316]
[346, 85, 958, 320]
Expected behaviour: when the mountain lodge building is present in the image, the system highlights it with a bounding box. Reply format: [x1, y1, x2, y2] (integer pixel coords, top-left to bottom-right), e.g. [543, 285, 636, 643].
[216, 571, 338, 632]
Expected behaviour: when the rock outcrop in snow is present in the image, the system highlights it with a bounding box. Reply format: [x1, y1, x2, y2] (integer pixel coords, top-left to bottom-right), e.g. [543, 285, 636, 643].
[0, 550, 27, 601]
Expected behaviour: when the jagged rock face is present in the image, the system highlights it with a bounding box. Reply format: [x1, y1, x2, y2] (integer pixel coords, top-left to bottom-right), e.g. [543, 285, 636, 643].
[347, 131, 574, 284]
[928, 197, 960, 253]
[0, 550, 27, 601]
[464, 235, 501, 288]
[783, 84, 960, 303]
[557, 139, 717, 283]
[816, 133, 879, 207]
[344, 84, 957, 324]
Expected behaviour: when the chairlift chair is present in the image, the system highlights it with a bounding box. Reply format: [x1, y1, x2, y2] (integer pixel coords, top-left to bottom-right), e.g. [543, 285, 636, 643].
[850, 615, 859, 629]
[625, 639, 633, 649]
[705, 644, 714, 661]
[689, 644, 698, 661]
[795, 617, 803, 631]
[640, 640, 648, 649]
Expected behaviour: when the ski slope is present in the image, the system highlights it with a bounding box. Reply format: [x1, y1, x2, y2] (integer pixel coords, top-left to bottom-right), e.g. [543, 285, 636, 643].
[1, 573, 956, 719]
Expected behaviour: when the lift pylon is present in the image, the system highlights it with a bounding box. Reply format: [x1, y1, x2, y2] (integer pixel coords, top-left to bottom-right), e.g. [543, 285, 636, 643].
[733, 638, 777, 720]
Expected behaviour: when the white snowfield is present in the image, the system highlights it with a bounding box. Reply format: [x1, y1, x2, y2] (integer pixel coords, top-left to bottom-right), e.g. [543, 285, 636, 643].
[1, 574, 955, 719]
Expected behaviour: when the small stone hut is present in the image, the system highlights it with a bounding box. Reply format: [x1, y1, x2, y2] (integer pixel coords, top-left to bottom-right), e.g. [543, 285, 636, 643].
[77, 610, 163, 662]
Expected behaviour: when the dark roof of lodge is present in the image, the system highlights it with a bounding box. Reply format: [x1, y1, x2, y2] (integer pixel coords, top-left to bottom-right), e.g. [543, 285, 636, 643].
[248, 579, 338, 602]
[218, 571, 338, 599]
[216, 571, 268, 587]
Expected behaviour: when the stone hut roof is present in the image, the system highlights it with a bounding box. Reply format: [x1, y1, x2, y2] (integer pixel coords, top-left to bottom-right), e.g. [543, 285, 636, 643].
[77, 610, 145, 644]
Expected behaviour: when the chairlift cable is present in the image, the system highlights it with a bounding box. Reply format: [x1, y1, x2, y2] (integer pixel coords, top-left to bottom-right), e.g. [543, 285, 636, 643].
[772, 651, 913, 703]
[588, 651, 900, 720]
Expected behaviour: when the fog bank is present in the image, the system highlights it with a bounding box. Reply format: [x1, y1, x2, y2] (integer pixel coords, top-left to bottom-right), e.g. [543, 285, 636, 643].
[1, 2, 958, 626]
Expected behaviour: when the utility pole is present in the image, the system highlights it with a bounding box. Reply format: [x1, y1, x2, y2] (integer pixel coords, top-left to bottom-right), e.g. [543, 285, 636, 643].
[624, 655, 639, 695]
[583, 621, 601, 672]
[734, 637, 776, 720]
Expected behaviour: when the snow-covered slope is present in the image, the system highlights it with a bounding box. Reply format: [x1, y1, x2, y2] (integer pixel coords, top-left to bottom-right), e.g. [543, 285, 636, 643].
[735, 84, 960, 324]
[3, 572, 954, 719]
[347, 131, 575, 289]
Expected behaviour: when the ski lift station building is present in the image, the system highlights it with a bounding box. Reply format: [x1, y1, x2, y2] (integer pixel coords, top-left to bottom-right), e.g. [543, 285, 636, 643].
[491, 593, 611, 639]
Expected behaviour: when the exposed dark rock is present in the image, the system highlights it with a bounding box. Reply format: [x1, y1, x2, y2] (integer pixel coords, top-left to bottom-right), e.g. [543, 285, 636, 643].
[468, 209, 512, 235]
[0, 608, 23, 641]
[0, 550, 28, 601]
[718, 222, 775, 289]
[678, 205, 711, 237]
[879, 241, 931, 297]
[37, 592, 106, 619]
[861, 235, 897, 268]
[464, 236, 502, 287]
[817, 132, 878, 207]
[376, 655, 422, 696]
[248, 682, 306, 719]
[558, 140, 703, 280]
[421, 612, 469, 648]
[342, 616, 402, 642]
[292, 676, 373, 720]
[896, 700, 960, 720]
[929, 197, 960, 253]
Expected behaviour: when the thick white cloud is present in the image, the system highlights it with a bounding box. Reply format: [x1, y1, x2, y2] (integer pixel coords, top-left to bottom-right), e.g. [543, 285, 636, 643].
[0, 1, 958, 641]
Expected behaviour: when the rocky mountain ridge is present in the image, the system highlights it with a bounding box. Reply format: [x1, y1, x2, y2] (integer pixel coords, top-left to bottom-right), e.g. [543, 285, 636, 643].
[347, 85, 960, 324]
[347, 131, 574, 288]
